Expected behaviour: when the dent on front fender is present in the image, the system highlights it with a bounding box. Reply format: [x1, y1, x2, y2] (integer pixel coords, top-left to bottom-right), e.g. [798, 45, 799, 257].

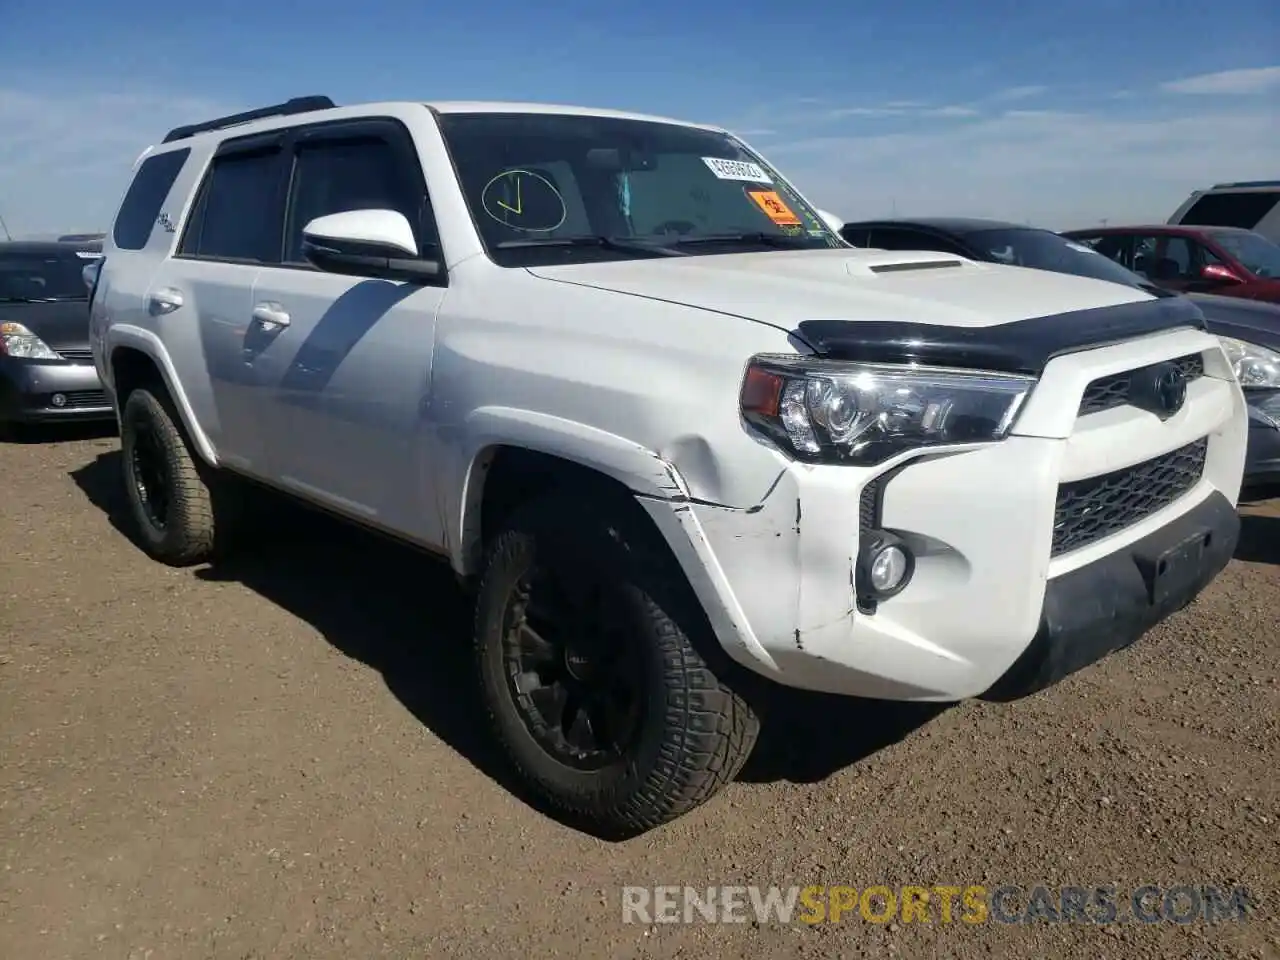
[635, 469, 800, 681]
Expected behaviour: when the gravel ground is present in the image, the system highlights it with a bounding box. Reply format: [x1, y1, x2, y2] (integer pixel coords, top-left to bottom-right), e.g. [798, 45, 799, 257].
[1, 423, 1278, 960]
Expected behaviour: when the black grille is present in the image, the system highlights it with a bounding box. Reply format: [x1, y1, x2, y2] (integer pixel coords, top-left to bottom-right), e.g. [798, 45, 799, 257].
[1052, 438, 1208, 556]
[57, 348, 94, 364]
[57, 390, 109, 409]
[1078, 354, 1204, 417]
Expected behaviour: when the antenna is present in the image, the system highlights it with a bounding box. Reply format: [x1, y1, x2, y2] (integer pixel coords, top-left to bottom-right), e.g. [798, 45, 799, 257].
[0, 207, 12, 241]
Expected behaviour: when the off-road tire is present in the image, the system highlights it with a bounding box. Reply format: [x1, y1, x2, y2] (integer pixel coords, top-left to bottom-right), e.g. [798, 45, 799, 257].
[474, 492, 760, 838]
[119, 386, 235, 566]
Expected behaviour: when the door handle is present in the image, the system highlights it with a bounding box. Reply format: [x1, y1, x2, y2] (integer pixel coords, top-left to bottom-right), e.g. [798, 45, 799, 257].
[252, 302, 291, 328]
[147, 287, 184, 314]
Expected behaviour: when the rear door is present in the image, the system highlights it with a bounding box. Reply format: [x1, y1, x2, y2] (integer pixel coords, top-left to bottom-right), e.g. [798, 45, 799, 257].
[248, 118, 448, 539]
[157, 132, 287, 473]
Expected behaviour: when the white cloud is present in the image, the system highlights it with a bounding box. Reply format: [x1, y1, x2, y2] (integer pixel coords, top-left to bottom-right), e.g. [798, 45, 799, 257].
[4, 77, 1278, 239]
[763, 105, 1280, 230]
[1160, 65, 1280, 95]
[0, 88, 241, 237]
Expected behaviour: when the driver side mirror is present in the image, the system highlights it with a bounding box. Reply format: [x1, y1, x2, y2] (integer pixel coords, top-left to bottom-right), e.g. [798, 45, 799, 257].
[1201, 263, 1242, 285]
[301, 209, 442, 283]
[815, 209, 845, 234]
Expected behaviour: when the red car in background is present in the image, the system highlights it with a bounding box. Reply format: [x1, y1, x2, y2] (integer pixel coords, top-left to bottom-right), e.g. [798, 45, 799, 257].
[1061, 224, 1280, 305]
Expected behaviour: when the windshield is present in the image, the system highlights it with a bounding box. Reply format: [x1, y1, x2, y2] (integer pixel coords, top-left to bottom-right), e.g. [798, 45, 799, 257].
[1208, 229, 1280, 278]
[966, 228, 1146, 289]
[436, 112, 844, 265]
[0, 252, 91, 302]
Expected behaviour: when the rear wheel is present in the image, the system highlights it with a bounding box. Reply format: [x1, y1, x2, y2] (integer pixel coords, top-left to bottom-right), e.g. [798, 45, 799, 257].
[119, 386, 236, 565]
[474, 492, 760, 837]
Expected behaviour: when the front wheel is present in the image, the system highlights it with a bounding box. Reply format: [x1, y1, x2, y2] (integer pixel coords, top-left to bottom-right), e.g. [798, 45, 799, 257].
[474, 493, 760, 837]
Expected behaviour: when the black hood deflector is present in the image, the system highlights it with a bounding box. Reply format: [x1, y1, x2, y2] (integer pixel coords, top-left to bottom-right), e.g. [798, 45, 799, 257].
[795, 295, 1207, 376]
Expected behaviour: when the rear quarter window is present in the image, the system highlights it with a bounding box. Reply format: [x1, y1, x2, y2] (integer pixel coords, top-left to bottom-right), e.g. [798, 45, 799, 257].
[1181, 191, 1280, 230]
[112, 148, 191, 251]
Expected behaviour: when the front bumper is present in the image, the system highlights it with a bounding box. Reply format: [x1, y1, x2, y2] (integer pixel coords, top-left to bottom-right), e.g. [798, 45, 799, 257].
[640, 327, 1247, 703]
[0, 357, 113, 423]
[981, 491, 1238, 701]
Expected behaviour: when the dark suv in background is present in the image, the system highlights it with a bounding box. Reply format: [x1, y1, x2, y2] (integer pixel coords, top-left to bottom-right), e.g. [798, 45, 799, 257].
[1062, 224, 1280, 305]
[1168, 180, 1280, 245]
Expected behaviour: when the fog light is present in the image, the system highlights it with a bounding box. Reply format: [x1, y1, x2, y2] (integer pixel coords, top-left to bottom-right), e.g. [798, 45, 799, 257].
[856, 530, 915, 607]
[869, 544, 908, 593]
[51, 393, 67, 407]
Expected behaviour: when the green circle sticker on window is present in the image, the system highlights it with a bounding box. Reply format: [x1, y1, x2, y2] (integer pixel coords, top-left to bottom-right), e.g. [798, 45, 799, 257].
[481, 169, 567, 232]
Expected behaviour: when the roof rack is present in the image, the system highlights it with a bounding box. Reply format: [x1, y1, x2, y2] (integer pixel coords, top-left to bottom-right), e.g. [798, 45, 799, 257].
[1210, 180, 1280, 189]
[161, 95, 337, 143]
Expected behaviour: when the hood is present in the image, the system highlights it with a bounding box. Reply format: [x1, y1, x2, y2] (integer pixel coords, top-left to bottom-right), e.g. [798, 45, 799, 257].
[1188, 292, 1280, 349]
[526, 248, 1151, 332]
[0, 299, 91, 351]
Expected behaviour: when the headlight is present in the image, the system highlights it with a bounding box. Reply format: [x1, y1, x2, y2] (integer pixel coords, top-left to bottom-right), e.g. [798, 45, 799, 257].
[0, 322, 61, 360]
[1218, 336, 1280, 388]
[740, 355, 1035, 466]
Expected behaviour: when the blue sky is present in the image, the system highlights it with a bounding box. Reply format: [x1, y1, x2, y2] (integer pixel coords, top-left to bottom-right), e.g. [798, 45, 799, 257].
[1, 0, 1277, 237]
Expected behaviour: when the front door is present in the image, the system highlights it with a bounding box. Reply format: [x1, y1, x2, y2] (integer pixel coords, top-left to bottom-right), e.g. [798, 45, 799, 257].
[248, 119, 449, 543]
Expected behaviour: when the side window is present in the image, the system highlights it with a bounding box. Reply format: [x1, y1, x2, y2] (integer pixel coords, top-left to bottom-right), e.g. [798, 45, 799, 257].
[1089, 235, 1131, 267]
[284, 136, 435, 264]
[179, 146, 284, 263]
[112, 148, 190, 251]
[1182, 192, 1280, 229]
[1159, 237, 1195, 279]
[1131, 235, 1159, 277]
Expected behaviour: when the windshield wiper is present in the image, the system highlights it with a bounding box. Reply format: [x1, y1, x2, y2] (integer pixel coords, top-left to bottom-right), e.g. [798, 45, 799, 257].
[494, 235, 688, 257]
[665, 231, 815, 248]
[0, 297, 69, 304]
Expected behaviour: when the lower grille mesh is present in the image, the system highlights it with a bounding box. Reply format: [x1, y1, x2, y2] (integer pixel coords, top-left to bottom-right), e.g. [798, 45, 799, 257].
[1052, 438, 1208, 556]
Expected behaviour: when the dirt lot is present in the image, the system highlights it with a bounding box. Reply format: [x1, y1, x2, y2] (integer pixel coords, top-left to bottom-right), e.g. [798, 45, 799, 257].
[1, 424, 1278, 960]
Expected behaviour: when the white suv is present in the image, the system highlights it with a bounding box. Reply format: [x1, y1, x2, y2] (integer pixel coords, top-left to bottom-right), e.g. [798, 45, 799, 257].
[91, 96, 1249, 836]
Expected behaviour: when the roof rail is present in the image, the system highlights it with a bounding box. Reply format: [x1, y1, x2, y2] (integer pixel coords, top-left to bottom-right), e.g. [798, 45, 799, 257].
[1210, 179, 1280, 189]
[161, 95, 337, 143]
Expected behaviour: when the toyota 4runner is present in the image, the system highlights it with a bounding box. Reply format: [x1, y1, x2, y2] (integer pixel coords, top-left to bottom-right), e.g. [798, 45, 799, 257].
[91, 96, 1248, 837]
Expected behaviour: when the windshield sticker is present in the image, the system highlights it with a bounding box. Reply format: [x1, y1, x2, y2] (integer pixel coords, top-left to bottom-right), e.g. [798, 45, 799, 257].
[746, 190, 801, 226]
[481, 169, 567, 232]
[702, 157, 772, 183]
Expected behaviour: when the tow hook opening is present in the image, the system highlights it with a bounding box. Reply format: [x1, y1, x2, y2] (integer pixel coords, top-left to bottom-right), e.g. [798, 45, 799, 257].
[856, 529, 915, 612]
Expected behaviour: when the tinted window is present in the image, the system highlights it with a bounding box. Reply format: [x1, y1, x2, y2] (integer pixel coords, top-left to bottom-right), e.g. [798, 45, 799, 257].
[1207, 230, 1280, 279]
[284, 136, 433, 263]
[967, 228, 1145, 287]
[867, 228, 962, 254]
[112, 149, 190, 250]
[181, 147, 283, 262]
[0, 251, 91, 301]
[1182, 191, 1280, 229]
[436, 112, 842, 266]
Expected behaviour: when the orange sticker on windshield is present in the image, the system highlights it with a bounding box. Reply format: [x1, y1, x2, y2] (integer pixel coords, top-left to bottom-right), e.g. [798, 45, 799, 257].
[747, 190, 801, 226]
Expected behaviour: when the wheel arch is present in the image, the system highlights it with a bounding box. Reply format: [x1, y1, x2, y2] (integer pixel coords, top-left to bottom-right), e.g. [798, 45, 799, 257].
[451, 407, 693, 578]
[106, 326, 218, 466]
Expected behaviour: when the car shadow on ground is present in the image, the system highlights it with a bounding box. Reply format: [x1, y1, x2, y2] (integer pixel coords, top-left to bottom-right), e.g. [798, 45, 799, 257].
[1235, 513, 1280, 565]
[69, 450, 945, 836]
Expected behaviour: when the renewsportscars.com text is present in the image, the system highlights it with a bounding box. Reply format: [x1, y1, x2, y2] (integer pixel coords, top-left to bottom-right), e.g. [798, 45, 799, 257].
[621, 884, 1254, 926]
